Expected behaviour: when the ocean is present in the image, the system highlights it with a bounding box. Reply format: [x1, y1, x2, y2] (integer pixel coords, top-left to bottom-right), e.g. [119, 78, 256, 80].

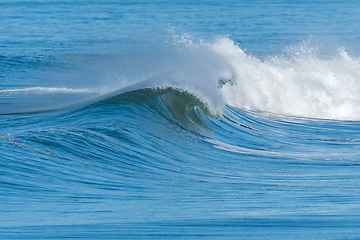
[1, 0, 360, 239]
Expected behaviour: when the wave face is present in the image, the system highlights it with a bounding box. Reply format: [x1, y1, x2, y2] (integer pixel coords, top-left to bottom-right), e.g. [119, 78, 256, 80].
[1, 0, 360, 239]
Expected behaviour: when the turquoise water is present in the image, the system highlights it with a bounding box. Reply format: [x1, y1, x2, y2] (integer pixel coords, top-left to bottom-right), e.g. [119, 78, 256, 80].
[1, 1, 360, 239]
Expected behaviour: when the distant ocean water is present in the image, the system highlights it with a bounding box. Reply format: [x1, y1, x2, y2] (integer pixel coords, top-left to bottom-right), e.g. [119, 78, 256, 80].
[1, 1, 360, 239]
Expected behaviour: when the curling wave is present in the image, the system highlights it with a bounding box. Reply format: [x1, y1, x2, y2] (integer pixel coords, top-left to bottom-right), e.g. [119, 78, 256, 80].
[88, 87, 214, 136]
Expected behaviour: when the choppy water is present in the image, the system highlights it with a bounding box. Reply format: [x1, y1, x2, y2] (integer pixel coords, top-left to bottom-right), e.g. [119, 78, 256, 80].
[1, 1, 360, 239]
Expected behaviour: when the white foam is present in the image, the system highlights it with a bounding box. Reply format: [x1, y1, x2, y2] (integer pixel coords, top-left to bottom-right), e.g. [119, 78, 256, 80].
[168, 36, 360, 120]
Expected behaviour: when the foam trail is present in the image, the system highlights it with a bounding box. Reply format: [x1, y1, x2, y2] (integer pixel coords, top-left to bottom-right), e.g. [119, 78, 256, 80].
[0, 87, 99, 114]
[0, 87, 96, 94]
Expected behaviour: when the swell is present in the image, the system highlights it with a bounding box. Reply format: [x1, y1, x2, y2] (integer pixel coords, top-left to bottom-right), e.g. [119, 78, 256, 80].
[3, 85, 360, 169]
[2, 83, 360, 215]
[0, 87, 218, 200]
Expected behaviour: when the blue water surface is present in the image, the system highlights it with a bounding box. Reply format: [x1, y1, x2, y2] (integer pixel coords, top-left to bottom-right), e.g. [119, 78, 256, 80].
[1, 1, 360, 239]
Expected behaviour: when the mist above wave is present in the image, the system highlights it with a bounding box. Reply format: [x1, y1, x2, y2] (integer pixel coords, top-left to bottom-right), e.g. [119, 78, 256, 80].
[153, 34, 360, 120]
[138, 35, 360, 120]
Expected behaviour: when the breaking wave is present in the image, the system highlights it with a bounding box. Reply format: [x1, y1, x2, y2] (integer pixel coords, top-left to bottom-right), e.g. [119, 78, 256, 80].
[2, 35, 360, 120]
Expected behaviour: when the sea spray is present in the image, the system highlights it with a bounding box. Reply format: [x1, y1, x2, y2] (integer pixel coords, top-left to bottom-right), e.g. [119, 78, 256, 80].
[210, 38, 360, 120]
[153, 35, 360, 120]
